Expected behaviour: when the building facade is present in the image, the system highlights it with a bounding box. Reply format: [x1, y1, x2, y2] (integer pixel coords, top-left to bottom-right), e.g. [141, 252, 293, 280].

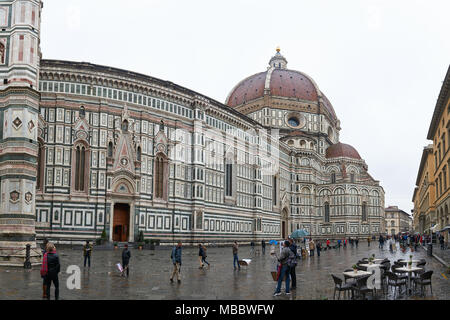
[413, 64, 450, 242]
[384, 206, 412, 235]
[412, 145, 436, 234]
[0, 2, 386, 263]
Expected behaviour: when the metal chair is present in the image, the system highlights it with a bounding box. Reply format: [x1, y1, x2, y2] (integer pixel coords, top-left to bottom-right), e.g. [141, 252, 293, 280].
[391, 265, 408, 280]
[386, 271, 407, 299]
[414, 270, 433, 297]
[343, 269, 357, 285]
[353, 274, 373, 300]
[331, 274, 354, 300]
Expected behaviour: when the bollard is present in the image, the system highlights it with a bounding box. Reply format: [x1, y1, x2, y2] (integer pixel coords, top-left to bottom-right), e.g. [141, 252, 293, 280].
[24, 244, 32, 269]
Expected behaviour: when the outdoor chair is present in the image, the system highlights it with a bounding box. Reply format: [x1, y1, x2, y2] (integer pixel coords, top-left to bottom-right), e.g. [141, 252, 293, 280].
[386, 271, 407, 299]
[353, 274, 373, 300]
[416, 261, 426, 268]
[356, 265, 367, 271]
[414, 270, 433, 297]
[331, 274, 354, 300]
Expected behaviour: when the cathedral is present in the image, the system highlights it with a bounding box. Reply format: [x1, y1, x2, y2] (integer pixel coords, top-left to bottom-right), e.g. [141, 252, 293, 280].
[0, 1, 385, 265]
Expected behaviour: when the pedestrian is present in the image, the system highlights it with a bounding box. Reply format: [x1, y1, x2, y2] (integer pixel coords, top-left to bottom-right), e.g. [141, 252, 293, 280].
[355, 237, 359, 248]
[326, 239, 330, 249]
[198, 243, 205, 268]
[337, 239, 341, 249]
[440, 235, 445, 250]
[41, 238, 49, 299]
[274, 240, 292, 296]
[288, 239, 298, 289]
[40, 242, 60, 300]
[343, 238, 347, 247]
[121, 244, 131, 277]
[83, 240, 93, 268]
[316, 241, 322, 257]
[261, 240, 266, 254]
[201, 244, 210, 268]
[250, 241, 255, 256]
[232, 241, 240, 271]
[367, 236, 371, 247]
[170, 242, 182, 283]
[308, 238, 315, 256]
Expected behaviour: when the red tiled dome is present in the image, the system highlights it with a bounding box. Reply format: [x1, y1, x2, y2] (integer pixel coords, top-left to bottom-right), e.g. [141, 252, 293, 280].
[225, 51, 338, 122]
[326, 142, 361, 160]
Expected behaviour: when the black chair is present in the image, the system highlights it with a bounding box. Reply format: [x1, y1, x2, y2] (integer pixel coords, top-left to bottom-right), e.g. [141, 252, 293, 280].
[414, 270, 433, 297]
[386, 271, 407, 299]
[331, 274, 354, 300]
[416, 261, 426, 268]
[356, 265, 368, 271]
[353, 274, 373, 300]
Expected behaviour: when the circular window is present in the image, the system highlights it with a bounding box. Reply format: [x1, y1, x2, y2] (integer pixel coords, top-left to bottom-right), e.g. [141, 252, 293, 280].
[288, 117, 300, 127]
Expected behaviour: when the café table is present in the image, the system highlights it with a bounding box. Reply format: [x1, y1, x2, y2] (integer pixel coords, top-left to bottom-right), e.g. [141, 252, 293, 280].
[359, 263, 382, 268]
[343, 270, 372, 278]
[396, 266, 423, 295]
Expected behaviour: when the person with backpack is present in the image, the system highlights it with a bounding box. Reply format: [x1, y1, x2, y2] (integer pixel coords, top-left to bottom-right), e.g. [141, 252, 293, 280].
[170, 242, 182, 283]
[308, 238, 315, 256]
[288, 238, 298, 289]
[274, 240, 293, 296]
[121, 244, 131, 277]
[40, 243, 60, 300]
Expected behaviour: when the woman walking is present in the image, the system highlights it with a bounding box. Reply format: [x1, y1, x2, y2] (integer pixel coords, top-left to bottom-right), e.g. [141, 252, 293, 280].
[40, 243, 60, 300]
[41, 239, 48, 299]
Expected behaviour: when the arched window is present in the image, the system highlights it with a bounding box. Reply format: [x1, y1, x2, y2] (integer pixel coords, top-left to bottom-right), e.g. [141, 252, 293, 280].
[108, 142, 113, 158]
[79, 106, 85, 118]
[37, 140, 45, 190]
[75, 145, 87, 191]
[331, 172, 336, 184]
[122, 119, 128, 132]
[350, 173, 355, 183]
[0, 42, 5, 64]
[154, 154, 166, 199]
[324, 202, 330, 222]
[225, 157, 233, 197]
[272, 176, 277, 205]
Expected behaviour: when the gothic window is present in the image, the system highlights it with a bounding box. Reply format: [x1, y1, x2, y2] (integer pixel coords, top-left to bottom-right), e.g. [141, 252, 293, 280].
[122, 119, 128, 132]
[37, 140, 45, 190]
[324, 202, 330, 222]
[108, 141, 113, 157]
[79, 106, 85, 118]
[350, 173, 355, 183]
[0, 42, 5, 64]
[74, 145, 87, 191]
[273, 176, 277, 205]
[225, 162, 233, 197]
[137, 146, 142, 162]
[154, 154, 167, 199]
[331, 172, 336, 184]
[362, 202, 367, 221]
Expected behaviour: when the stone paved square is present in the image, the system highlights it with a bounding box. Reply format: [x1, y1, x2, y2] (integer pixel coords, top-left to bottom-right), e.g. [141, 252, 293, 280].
[0, 243, 448, 300]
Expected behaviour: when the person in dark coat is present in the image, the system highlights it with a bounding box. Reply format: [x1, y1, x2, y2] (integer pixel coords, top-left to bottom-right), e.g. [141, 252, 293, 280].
[288, 238, 298, 289]
[261, 240, 266, 254]
[170, 242, 182, 283]
[41, 239, 49, 299]
[121, 244, 131, 277]
[40, 243, 60, 300]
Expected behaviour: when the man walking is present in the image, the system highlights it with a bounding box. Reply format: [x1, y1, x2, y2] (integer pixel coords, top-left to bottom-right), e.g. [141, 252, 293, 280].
[250, 241, 255, 256]
[83, 240, 93, 268]
[232, 241, 240, 270]
[274, 240, 293, 296]
[121, 244, 131, 277]
[367, 236, 371, 247]
[288, 239, 298, 289]
[316, 240, 322, 257]
[170, 242, 182, 283]
[261, 240, 266, 254]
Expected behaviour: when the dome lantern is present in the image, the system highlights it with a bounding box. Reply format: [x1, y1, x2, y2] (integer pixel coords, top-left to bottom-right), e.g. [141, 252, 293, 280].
[268, 47, 287, 69]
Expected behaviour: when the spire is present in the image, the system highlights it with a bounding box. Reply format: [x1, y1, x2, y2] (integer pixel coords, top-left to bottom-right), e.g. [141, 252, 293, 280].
[269, 47, 287, 69]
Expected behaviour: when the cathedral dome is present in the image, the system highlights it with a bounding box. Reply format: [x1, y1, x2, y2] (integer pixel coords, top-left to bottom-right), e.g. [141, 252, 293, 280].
[326, 142, 361, 160]
[225, 48, 337, 122]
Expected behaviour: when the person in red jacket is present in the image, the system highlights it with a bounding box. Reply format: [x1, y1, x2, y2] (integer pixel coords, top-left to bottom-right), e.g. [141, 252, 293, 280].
[326, 239, 330, 249]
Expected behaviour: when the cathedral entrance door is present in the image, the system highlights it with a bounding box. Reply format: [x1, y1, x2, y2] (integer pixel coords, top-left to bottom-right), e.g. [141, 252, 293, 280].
[113, 203, 130, 242]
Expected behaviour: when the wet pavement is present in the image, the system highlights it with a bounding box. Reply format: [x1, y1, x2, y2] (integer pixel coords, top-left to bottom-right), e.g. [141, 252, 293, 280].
[0, 242, 448, 300]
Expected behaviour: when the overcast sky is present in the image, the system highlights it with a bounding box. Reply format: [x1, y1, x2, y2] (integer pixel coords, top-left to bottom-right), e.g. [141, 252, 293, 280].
[41, 0, 450, 215]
